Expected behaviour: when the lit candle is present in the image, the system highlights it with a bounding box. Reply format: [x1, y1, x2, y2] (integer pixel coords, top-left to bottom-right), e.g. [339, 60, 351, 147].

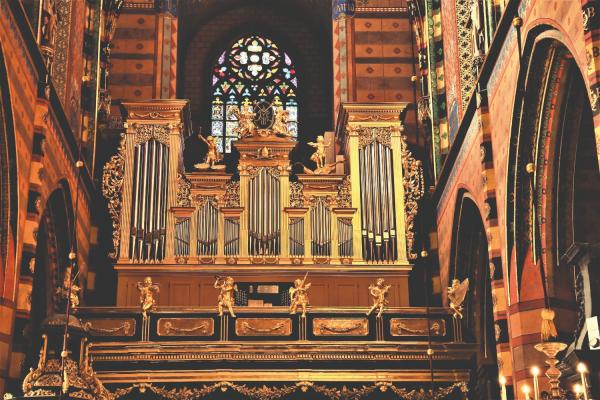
[531, 366, 540, 400]
[577, 363, 589, 400]
[522, 384, 531, 400]
[574, 383, 583, 400]
[499, 375, 507, 400]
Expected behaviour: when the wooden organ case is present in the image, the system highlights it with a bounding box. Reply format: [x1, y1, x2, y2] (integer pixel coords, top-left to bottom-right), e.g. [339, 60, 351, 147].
[85, 100, 475, 399]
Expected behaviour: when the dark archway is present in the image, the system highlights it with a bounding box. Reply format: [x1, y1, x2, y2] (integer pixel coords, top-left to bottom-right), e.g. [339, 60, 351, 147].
[22, 182, 75, 373]
[450, 194, 499, 400]
[0, 43, 18, 289]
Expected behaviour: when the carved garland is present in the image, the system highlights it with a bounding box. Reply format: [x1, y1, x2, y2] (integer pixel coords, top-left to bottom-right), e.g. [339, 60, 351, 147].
[354, 126, 393, 149]
[106, 381, 468, 400]
[177, 174, 192, 207]
[102, 138, 126, 259]
[289, 182, 305, 208]
[400, 135, 424, 260]
[134, 123, 170, 145]
[224, 181, 241, 207]
[336, 176, 352, 208]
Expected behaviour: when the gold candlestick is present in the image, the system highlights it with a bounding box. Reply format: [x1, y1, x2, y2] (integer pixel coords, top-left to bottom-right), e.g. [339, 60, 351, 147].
[577, 363, 589, 400]
[531, 366, 540, 400]
[534, 342, 568, 399]
[499, 375, 508, 400]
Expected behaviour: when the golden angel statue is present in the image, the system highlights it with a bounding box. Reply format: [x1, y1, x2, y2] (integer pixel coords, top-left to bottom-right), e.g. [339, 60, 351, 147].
[196, 134, 222, 168]
[272, 106, 292, 137]
[233, 103, 256, 138]
[289, 273, 311, 318]
[308, 135, 332, 170]
[214, 276, 238, 317]
[366, 278, 391, 318]
[57, 264, 80, 310]
[137, 276, 160, 319]
[447, 278, 469, 319]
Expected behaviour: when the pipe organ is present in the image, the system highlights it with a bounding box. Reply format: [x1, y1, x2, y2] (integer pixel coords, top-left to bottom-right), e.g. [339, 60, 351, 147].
[104, 101, 424, 307]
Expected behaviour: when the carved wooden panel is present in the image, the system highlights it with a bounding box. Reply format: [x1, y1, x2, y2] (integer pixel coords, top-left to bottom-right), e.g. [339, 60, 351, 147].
[235, 318, 292, 336]
[157, 318, 214, 337]
[389, 318, 446, 337]
[313, 318, 369, 336]
[84, 318, 136, 337]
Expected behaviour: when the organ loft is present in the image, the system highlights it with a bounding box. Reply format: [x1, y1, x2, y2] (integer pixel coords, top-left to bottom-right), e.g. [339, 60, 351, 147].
[2, 0, 598, 399]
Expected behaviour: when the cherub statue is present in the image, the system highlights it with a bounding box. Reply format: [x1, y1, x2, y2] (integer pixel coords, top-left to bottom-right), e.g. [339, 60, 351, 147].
[366, 278, 391, 318]
[308, 135, 332, 170]
[214, 276, 238, 317]
[197, 134, 221, 168]
[137, 276, 160, 319]
[447, 278, 469, 319]
[272, 106, 292, 137]
[289, 273, 311, 318]
[233, 103, 256, 138]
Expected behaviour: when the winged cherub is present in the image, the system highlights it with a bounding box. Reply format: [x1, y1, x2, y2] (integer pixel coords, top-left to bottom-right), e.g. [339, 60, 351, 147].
[366, 278, 391, 318]
[215, 276, 238, 317]
[137, 276, 160, 319]
[289, 273, 311, 318]
[447, 278, 470, 319]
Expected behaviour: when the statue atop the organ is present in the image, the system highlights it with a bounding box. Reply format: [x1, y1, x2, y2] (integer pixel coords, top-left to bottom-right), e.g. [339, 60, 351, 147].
[308, 135, 332, 170]
[195, 133, 224, 171]
[289, 273, 311, 318]
[215, 276, 238, 317]
[272, 106, 292, 137]
[233, 103, 256, 138]
[366, 278, 391, 318]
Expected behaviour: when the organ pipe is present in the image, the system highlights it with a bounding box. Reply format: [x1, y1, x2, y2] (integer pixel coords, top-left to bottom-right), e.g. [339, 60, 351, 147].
[129, 139, 169, 262]
[248, 168, 281, 256]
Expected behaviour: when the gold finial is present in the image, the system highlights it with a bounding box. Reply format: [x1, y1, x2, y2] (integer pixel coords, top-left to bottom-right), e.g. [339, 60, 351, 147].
[526, 162, 535, 174]
[512, 16, 523, 27]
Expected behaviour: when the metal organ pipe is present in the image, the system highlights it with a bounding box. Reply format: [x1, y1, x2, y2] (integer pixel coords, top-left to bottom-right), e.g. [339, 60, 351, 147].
[359, 142, 397, 263]
[128, 139, 169, 263]
[248, 168, 280, 256]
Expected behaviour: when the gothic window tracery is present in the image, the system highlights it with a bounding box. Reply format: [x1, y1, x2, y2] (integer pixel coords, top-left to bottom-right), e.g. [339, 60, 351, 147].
[211, 35, 299, 153]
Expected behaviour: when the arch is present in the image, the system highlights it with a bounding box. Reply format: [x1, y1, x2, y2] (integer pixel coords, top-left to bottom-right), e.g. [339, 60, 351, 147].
[22, 182, 75, 372]
[506, 28, 597, 303]
[0, 43, 18, 293]
[180, 1, 332, 141]
[209, 34, 299, 153]
[450, 192, 500, 400]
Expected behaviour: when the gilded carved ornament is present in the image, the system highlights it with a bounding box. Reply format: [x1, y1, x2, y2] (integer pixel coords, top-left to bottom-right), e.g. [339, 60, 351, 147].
[104, 381, 468, 400]
[101, 137, 125, 259]
[223, 181, 241, 207]
[350, 125, 394, 149]
[289, 182, 305, 208]
[176, 174, 192, 207]
[336, 176, 352, 208]
[133, 123, 170, 146]
[400, 135, 424, 260]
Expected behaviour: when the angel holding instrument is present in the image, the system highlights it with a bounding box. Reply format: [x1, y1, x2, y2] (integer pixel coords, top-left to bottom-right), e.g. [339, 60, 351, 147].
[366, 278, 391, 318]
[289, 273, 311, 318]
[307, 135, 332, 170]
[137, 276, 160, 319]
[233, 103, 256, 138]
[272, 106, 292, 137]
[447, 278, 469, 319]
[198, 134, 222, 167]
[215, 276, 238, 317]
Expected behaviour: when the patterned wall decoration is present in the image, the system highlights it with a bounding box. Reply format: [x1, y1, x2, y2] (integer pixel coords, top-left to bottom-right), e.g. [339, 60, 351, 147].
[52, 0, 73, 102]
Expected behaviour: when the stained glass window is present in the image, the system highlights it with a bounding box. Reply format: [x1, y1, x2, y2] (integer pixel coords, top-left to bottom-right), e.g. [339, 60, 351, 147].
[211, 35, 299, 152]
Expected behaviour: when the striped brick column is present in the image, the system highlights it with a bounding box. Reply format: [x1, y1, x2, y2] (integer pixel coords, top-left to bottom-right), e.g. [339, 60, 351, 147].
[476, 90, 514, 397]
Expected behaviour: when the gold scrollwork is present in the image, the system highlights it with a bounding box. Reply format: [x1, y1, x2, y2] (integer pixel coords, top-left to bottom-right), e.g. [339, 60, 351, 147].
[134, 124, 170, 146]
[313, 318, 369, 336]
[224, 181, 240, 207]
[157, 318, 214, 336]
[289, 182, 305, 208]
[84, 319, 135, 337]
[335, 176, 352, 208]
[353, 126, 393, 149]
[102, 137, 125, 259]
[390, 318, 446, 337]
[176, 174, 192, 207]
[235, 318, 292, 336]
[400, 135, 424, 260]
